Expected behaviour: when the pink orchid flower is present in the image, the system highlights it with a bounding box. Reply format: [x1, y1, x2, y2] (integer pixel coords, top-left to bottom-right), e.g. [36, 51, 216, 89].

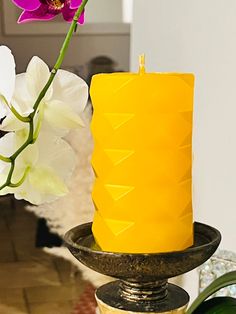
[12, 0, 84, 24]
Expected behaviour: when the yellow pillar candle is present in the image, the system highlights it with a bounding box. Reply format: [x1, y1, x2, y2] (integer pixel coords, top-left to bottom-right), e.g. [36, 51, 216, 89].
[90, 57, 195, 253]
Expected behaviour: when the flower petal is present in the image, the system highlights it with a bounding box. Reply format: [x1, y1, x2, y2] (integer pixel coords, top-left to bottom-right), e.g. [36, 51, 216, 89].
[70, 0, 82, 9]
[0, 106, 9, 120]
[36, 132, 76, 181]
[29, 166, 68, 196]
[26, 56, 52, 100]
[18, 6, 56, 23]
[15, 130, 39, 168]
[78, 11, 85, 24]
[0, 128, 37, 164]
[0, 46, 16, 104]
[0, 133, 15, 173]
[62, 6, 77, 22]
[12, 133, 76, 204]
[14, 183, 44, 204]
[62, 5, 84, 24]
[45, 100, 85, 130]
[0, 132, 15, 157]
[0, 112, 25, 132]
[11, 0, 41, 11]
[52, 69, 88, 113]
[40, 119, 69, 138]
[0, 168, 12, 191]
[13, 178, 59, 205]
[12, 73, 34, 116]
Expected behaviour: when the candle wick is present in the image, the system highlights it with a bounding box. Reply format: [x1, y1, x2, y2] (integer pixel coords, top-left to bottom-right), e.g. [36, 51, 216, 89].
[139, 54, 146, 74]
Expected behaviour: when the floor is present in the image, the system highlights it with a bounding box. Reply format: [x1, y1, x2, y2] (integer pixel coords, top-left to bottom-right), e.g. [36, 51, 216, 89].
[0, 196, 88, 314]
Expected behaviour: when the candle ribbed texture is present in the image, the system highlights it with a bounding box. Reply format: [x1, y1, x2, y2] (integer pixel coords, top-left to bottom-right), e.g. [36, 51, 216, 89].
[90, 72, 195, 253]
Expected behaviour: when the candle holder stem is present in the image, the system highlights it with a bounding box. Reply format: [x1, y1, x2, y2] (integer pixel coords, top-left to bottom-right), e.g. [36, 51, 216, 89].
[120, 280, 168, 302]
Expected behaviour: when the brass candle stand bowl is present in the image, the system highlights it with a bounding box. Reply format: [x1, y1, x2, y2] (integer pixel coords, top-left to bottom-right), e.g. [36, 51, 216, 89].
[64, 222, 221, 313]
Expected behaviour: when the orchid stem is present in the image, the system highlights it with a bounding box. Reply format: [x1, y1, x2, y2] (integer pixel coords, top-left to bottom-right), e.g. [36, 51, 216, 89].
[11, 105, 30, 123]
[0, 155, 11, 163]
[32, 104, 44, 143]
[33, 0, 88, 113]
[9, 166, 30, 188]
[0, 0, 88, 191]
[0, 95, 29, 122]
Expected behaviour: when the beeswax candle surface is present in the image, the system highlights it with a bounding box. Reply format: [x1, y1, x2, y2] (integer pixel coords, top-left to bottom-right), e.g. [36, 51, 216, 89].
[90, 72, 195, 253]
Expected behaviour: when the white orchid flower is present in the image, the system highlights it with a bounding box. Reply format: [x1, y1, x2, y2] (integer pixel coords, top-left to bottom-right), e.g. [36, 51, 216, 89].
[0, 46, 16, 119]
[0, 51, 86, 205]
[2, 56, 88, 133]
[0, 130, 76, 205]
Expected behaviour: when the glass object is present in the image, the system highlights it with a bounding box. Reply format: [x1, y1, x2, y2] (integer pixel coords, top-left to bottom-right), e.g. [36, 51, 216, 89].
[199, 250, 236, 297]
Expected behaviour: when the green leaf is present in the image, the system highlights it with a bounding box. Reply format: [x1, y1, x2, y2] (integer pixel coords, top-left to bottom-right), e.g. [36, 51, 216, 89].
[187, 271, 236, 314]
[192, 297, 236, 314]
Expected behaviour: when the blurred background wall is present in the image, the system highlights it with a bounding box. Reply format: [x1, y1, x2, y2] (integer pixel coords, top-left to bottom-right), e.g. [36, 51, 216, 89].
[0, 0, 130, 75]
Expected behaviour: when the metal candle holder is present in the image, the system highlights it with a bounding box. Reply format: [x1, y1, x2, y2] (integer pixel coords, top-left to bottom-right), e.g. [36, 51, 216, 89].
[64, 222, 221, 313]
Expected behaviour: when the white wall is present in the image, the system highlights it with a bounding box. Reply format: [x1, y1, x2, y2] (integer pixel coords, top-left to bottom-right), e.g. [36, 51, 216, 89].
[0, 29, 130, 75]
[86, 0, 123, 23]
[131, 0, 236, 301]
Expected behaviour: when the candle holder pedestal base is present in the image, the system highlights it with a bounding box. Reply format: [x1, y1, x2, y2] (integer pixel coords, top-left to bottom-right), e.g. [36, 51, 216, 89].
[96, 280, 188, 313]
[64, 222, 221, 313]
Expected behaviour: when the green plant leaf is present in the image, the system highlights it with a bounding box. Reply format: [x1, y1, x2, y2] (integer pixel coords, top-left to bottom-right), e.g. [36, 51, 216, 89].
[187, 271, 236, 314]
[192, 297, 236, 314]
